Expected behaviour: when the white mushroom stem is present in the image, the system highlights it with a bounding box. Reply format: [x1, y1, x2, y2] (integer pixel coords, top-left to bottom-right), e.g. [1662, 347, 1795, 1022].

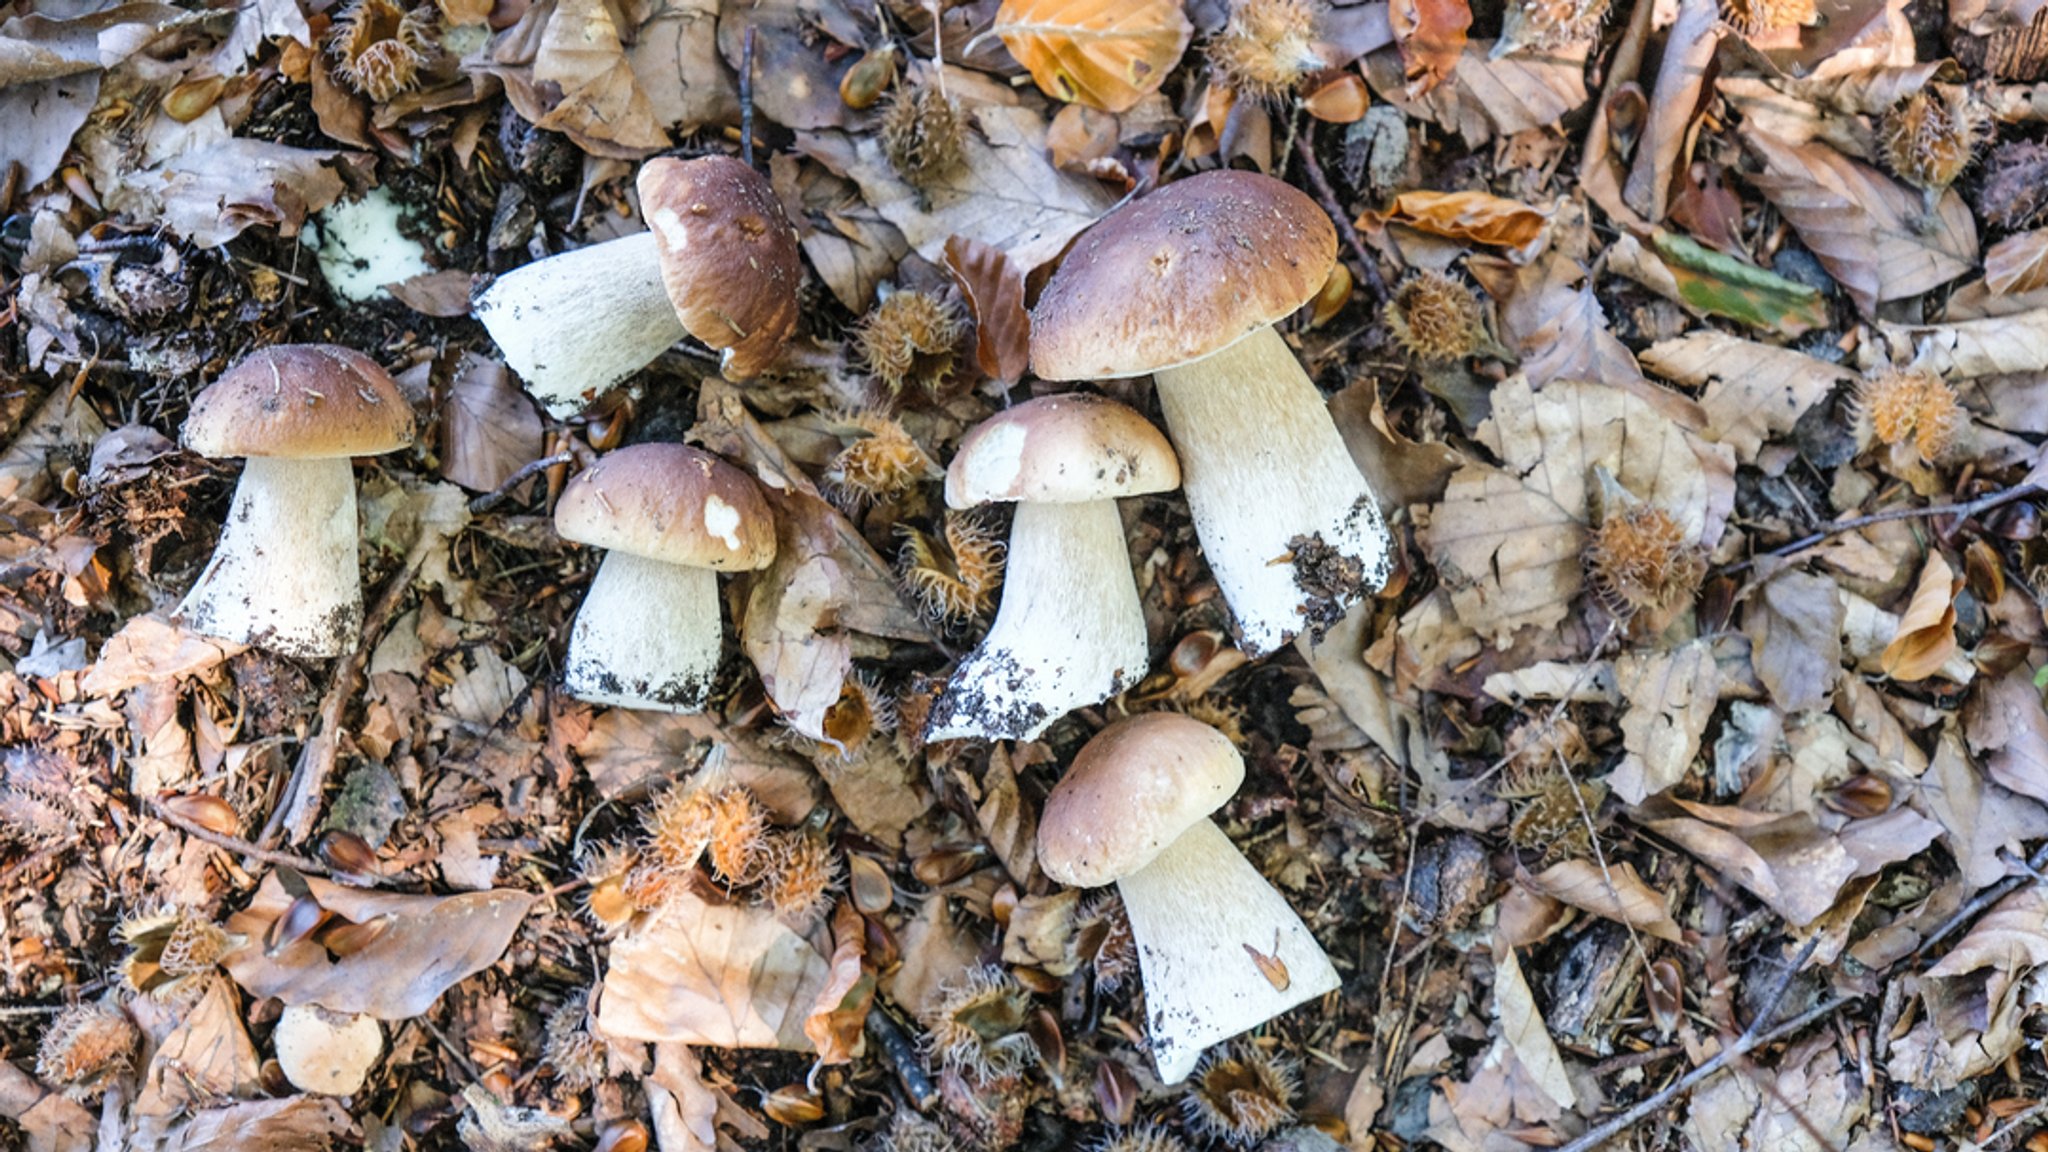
[1116, 817, 1342, 1084]
[1153, 325, 1391, 658]
[472, 232, 685, 418]
[178, 456, 362, 659]
[564, 551, 722, 713]
[926, 499, 1147, 742]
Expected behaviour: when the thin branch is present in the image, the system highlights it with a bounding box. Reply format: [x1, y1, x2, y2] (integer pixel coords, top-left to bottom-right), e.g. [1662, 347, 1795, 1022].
[148, 795, 337, 879]
[1293, 124, 1388, 303]
[740, 25, 757, 168]
[468, 452, 572, 515]
[1914, 840, 2048, 963]
[1720, 482, 2040, 576]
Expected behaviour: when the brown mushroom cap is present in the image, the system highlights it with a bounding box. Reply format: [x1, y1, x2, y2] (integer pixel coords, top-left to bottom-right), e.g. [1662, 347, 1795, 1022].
[946, 393, 1179, 509]
[1037, 713, 1245, 888]
[555, 442, 776, 571]
[1030, 171, 1337, 382]
[182, 345, 415, 459]
[637, 156, 803, 381]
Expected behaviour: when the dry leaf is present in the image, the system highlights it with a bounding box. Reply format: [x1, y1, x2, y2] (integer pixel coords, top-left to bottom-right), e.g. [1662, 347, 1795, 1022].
[1986, 229, 2048, 295]
[1424, 375, 1722, 644]
[1928, 883, 2048, 977]
[803, 900, 874, 1063]
[1388, 0, 1472, 98]
[1367, 38, 1588, 145]
[139, 140, 361, 248]
[1881, 551, 1961, 681]
[1965, 668, 2048, 805]
[597, 891, 831, 1051]
[530, 0, 670, 155]
[1640, 331, 1855, 457]
[1624, 0, 1721, 223]
[1609, 640, 1719, 804]
[81, 613, 242, 698]
[1878, 309, 2048, 378]
[135, 976, 262, 1120]
[992, 0, 1192, 113]
[1522, 859, 1684, 941]
[151, 1096, 356, 1152]
[1742, 127, 1978, 316]
[1639, 801, 1857, 926]
[440, 355, 544, 494]
[1492, 948, 1576, 1109]
[1906, 734, 2048, 889]
[1744, 569, 1845, 714]
[771, 152, 913, 313]
[1364, 189, 1547, 247]
[975, 742, 1040, 884]
[646, 1043, 719, 1152]
[386, 268, 479, 318]
[0, 1060, 94, 1152]
[222, 874, 537, 1019]
[943, 234, 1030, 385]
[885, 893, 985, 1019]
[1686, 1035, 1868, 1152]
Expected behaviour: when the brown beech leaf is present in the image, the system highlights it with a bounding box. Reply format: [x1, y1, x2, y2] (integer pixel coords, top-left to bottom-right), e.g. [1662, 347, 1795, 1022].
[1638, 802, 1857, 926]
[151, 1096, 356, 1152]
[1610, 640, 1720, 804]
[0, 1060, 94, 1152]
[804, 901, 874, 1063]
[222, 874, 536, 1019]
[530, 0, 670, 155]
[1742, 127, 1977, 316]
[1641, 330, 1855, 457]
[1745, 568, 1845, 714]
[992, 0, 1192, 113]
[1882, 551, 1961, 681]
[1879, 309, 2048, 378]
[1522, 860, 1683, 941]
[439, 355, 544, 494]
[598, 891, 832, 1050]
[1362, 189, 1547, 247]
[1985, 229, 2048, 295]
[1965, 668, 2048, 806]
[1928, 883, 2048, 977]
[81, 613, 242, 698]
[1366, 39, 1587, 145]
[943, 235, 1030, 385]
[134, 975, 262, 1121]
[1388, 0, 1471, 98]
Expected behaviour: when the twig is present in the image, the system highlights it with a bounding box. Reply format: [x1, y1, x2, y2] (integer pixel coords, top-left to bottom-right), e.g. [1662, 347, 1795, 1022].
[147, 794, 341, 880]
[1293, 124, 1388, 303]
[1555, 988, 1856, 1152]
[468, 452, 572, 515]
[866, 1007, 937, 1109]
[1719, 482, 2041, 576]
[1915, 840, 2048, 962]
[1983, 1100, 2048, 1149]
[740, 25, 757, 168]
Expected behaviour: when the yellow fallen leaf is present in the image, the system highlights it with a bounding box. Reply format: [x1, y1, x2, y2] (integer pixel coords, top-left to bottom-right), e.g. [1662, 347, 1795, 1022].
[1882, 551, 1960, 682]
[1361, 190, 1548, 248]
[993, 0, 1192, 114]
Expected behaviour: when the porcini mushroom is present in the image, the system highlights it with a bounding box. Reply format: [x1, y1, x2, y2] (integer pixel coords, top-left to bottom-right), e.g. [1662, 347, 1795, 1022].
[1037, 713, 1340, 1083]
[554, 443, 776, 712]
[1030, 170, 1391, 657]
[178, 344, 415, 658]
[474, 155, 802, 417]
[274, 1003, 383, 1095]
[925, 393, 1179, 742]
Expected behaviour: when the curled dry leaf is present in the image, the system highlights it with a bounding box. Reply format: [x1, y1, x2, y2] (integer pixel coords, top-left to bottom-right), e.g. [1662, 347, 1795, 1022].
[1964, 668, 2048, 806]
[597, 891, 831, 1051]
[1986, 229, 2048, 295]
[943, 235, 1030, 385]
[803, 901, 874, 1063]
[221, 873, 537, 1020]
[529, 0, 670, 156]
[1492, 947, 1577, 1109]
[1881, 551, 1961, 681]
[1366, 38, 1588, 145]
[1388, 0, 1472, 99]
[81, 613, 242, 699]
[992, 0, 1193, 113]
[1523, 859, 1683, 941]
[1362, 189, 1548, 247]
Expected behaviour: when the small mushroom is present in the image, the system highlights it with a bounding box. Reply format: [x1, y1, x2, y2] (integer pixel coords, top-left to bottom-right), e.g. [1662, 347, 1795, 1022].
[554, 443, 776, 713]
[1030, 170, 1392, 657]
[178, 345, 415, 658]
[1037, 714, 1340, 1084]
[273, 1003, 383, 1095]
[925, 393, 1179, 742]
[474, 156, 802, 417]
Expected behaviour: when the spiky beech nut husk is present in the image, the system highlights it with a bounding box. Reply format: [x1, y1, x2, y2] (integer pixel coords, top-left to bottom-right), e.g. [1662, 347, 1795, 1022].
[1979, 139, 2048, 230]
[825, 411, 937, 508]
[1208, 0, 1328, 101]
[1584, 487, 1706, 616]
[1388, 270, 1486, 363]
[329, 0, 431, 103]
[1092, 1123, 1190, 1152]
[620, 860, 679, 912]
[756, 832, 843, 927]
[1502, 0, 1612, 48]
[579, 840, 639, 930]
[856, 290, 966, 398]
[1861, 368, 1963, 462]
[705, 787, 772, 884]
[1180, 1042, 1299, 1147]
[1720, 0, 1815, 36]
[642, 785, 716, 874]
[543, 989, 613, 1091]
[1879, 87, 1990, 192]
[122, 910, 234, 998]
[37, 999, 140, 1100]
[921, 965, 1037, 1081]
[898, 511, 1006, 626]
[821, 671, 897, 757]
[1080, 893, 1139, 994]
[879, 82, 968, 187]
[874, 1110, 961, 1152]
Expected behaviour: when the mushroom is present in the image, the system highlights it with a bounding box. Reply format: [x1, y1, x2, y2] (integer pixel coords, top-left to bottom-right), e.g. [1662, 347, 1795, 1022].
[554, 443, 776, 712]
[178, 344, 415, 658]
[1030, 170, 1391, 657]
[474, 155, 802, 417]
[1037, 713, 1340, 1084]
[273, 1003, 383, 1095]
[925, 393, 1179, 742]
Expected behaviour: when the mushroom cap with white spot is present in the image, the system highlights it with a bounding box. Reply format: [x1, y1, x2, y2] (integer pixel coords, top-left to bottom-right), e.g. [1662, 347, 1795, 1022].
[1037, 713, 1245, 887]
[637, 156, 803, 381]
[274, 1004, 384, 1096]
[555, 442, 777, 571]
[946, 392, 1179, 509]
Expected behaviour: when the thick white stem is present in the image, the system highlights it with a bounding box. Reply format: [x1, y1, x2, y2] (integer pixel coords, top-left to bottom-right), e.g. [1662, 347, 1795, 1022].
[1117, 818, 1342, 1084]
[472, 232, 685, 418]
[564, 551, 722, 713]
[926, 500, 1148, 742]
[1154, 326, 1391, 657]
[178, 456, 362, 658]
